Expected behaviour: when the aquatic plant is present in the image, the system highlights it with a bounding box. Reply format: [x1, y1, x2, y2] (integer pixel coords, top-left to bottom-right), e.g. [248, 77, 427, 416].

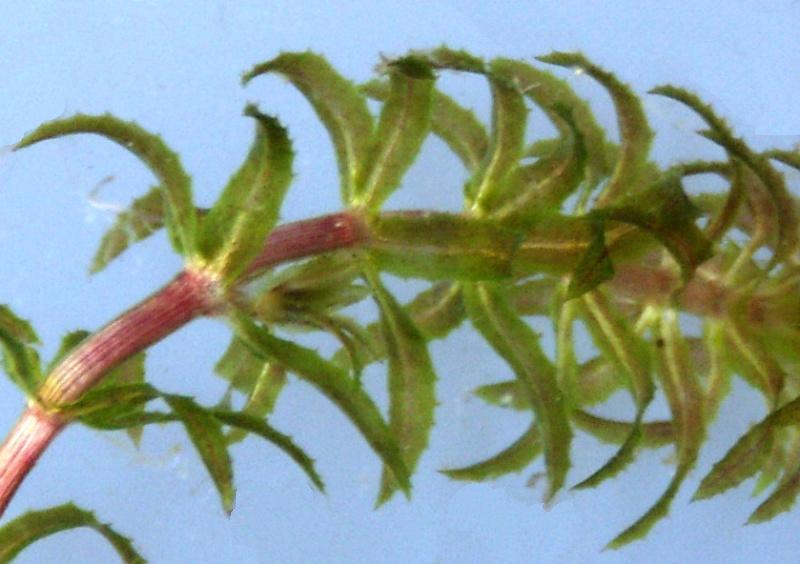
[0, 48, 798, 560]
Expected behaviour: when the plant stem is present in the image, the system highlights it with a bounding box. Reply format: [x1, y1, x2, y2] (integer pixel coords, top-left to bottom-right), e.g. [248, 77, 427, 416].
[0, 210, 368, 518]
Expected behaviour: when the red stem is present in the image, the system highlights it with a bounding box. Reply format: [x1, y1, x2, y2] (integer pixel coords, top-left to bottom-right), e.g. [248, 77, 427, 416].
[0, 210, 368, 518]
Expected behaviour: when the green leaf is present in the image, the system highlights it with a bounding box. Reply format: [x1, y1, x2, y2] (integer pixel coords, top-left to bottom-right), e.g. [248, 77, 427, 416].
[468, 59, 528, 214]
[90, 186, 165, 274]
[0, 305, 39, 345]
[15, 113, 196, 256]
[441, 423, 541, 481]
[608, 309, 704, 549]
[537, 52, 653, 206]
[215, 338, 286, 441]
[361, 79, 489, 174]
[588, 171, 713, 281]
[196, 106, 294, 285]
[650, 85, 798, 268]
[572, 411, 673, 449]
[694, 396, 800, 501]
[363, 267, 437, 504]
[163, 394, 235, 515]
[496, 104, 588, 218]
[566, 220, 614, 299]
[243, 51, 374, 203]
[748, 464, 800, 524]
[477, 55, 612, 190]
[0, 305, 42, 397]
[463, 283, 571, 499]
[353, 56, 435, 209]
[232, 313, 411, 495]
[572, 289, 653, 488]
[0, 503, 144, 563]
[212, 409, 324, 492]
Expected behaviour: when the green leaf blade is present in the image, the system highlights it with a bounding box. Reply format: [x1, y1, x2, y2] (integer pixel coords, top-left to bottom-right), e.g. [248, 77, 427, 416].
[463, 283, 571, 499]
[212, 409, 324, 492]
[197, 106, 294, 284]
[353, 56, 435, 209]
[15, 113, 196, 256]
[243, 51, 374, 203]
[441, 423, 541, 481]
[164, 394, 235, 515]
[90, 186, 165, 274]
[538, 52, 653, 205]
[232, 313, 411, 495]
[0, 503, 145, 563]
[363, 268, 437, 504]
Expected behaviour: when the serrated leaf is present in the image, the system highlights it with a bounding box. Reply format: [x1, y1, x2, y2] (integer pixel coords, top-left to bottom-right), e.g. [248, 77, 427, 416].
[0, 503, 145, 563]
[538, 52, 653, 206]
[748, 465, 800, 524]
[441, 423, 541, 481]
[572, 411, 673, 448]
[480, 55, 612, 190]
[90, 186, 165, 273]
[15, 113, 196, 255]
[463, 282, 571, 499]
[694, 395, 800, 501]
[496, 104, 588, 219]
[572, 289, 653, 488]
[650, 85, 798, 268]
[0, 330, 42, 397]
[0, 305, 39, 345]
[163, 394, 235, 515]
[243, 51, 374, 203]
[353, 56, 434, 209]
[468, 59, 528, 214]
[723, 316, 784, 403]
[232, 313, 411, 495]
[473, 380, 530, 411]
[226, 363, 286, 445]
[363, 268, 436, 504]
[608, 309, 704, 549]
[212, 409, 324, 492]
[0, 305, 42, 395]
[361, 79, 489, 174]
[588, 172, 713, 280]
[197, 106, 293, 285]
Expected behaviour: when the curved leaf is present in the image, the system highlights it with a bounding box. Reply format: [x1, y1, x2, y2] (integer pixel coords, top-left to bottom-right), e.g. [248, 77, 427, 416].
[468, 59, 528, 214]
[608, 308, 704, 549]
[232, 313, 411, 495]
[243, 51, 374, 203]
[463, 283, 571, 499]
[0, 503, 144, 563]
[361, 79, 489, 174]
[354, 56, 435, 209]
[196, 106, 294, 284]
[537, 52, 653, 205]
[441, 423, 541, 481]
[363, 267, 436, 504]
[213, 409, 324, 492]
[15, 113, 196, 255]
[650, 85, 798, 268]
[164, 394, 235, 515]
[90, 186, 165, 274]
[695, 395, 800, 501]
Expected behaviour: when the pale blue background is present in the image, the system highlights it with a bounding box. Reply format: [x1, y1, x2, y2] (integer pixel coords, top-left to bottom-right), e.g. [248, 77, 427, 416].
[0, 2, 799, 563]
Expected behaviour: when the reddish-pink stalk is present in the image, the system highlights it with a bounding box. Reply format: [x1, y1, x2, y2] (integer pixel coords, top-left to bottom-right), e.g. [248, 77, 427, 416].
[0, 210, 367, 518]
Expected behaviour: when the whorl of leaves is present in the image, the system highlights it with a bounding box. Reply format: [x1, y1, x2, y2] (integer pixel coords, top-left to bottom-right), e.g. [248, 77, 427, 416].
[4, 47, 800, 559]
